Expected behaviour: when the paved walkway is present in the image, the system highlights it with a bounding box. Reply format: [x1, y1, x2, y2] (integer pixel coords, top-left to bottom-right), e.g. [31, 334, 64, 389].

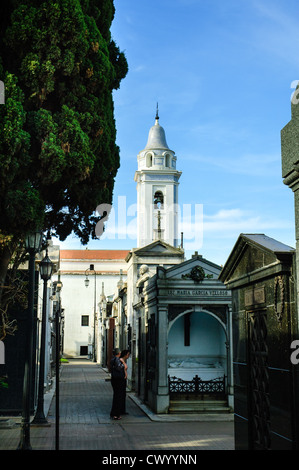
[0, 359, 234, 451]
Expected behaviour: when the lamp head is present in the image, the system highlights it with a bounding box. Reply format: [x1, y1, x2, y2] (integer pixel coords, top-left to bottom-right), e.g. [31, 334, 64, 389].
[25, 231, 43, 253]
[39, 253, 53, 281]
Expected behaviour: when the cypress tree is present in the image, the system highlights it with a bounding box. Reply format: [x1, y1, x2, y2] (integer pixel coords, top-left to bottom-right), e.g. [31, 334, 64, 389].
[0, 0, 128, 309]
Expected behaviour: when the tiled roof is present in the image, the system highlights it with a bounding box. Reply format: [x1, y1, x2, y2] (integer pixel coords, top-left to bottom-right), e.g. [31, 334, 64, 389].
[60, 249, 130, 260]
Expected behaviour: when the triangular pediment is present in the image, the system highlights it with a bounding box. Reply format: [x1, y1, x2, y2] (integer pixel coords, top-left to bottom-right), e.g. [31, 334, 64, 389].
[126, 240, 184, 261]
[219, 233, 295, 285]
[158, 254, 222, 281]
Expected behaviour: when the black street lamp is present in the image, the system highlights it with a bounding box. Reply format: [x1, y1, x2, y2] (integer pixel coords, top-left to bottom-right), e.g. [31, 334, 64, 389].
[52, 276, 63, 451]
[31, 250, 53, 426]
[84, 264, 97, 362]
[17, 230, 43, 450]
[98, 283, 107, 367]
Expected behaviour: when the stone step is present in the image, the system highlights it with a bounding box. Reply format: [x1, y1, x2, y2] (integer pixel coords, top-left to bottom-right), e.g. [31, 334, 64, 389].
[169, 400, 231, 414]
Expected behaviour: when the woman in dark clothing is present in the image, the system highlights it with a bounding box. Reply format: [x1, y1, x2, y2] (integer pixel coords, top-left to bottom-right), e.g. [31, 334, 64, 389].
[110, 348, 125, 420]
[120, 350, 130, 415]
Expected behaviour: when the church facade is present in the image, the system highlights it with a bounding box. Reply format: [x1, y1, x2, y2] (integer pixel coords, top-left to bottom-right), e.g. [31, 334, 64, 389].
[58, 249, 129, 360]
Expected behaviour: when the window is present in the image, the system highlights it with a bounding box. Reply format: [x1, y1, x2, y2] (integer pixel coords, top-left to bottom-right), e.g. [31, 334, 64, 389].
[165, 154, 171, 167]
[81, 315, 89, 326]
[184, 313, 191, 346]
[146, 153, 153, 167]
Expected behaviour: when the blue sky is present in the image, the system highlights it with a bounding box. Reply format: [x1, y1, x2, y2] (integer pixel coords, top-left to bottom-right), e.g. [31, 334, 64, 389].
[59, 0, 299, 266]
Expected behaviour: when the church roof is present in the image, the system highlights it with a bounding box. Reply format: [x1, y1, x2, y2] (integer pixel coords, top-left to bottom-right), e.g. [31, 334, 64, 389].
[144, 111, 170, 150]
[60, 249, 130, 261]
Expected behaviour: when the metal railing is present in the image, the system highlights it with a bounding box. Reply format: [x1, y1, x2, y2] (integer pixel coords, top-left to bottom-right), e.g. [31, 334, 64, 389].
[169, 374, 226, 398]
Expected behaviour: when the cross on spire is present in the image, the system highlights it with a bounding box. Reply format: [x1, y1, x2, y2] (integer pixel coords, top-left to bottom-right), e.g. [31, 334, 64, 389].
[155, 210, 162, 240]
[155, 102, 159, 121]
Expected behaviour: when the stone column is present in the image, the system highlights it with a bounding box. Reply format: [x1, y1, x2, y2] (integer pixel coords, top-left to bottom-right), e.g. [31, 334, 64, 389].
[156, 305, 169, 413]
[281, 97, 299, 314]
[226, 306, 234, 409]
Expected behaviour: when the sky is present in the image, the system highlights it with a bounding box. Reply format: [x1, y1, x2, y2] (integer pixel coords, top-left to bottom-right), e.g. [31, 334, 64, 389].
[58, 0, 299, 266]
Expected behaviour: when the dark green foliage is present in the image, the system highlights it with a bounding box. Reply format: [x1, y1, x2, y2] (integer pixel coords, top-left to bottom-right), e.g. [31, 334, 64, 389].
[0, 0, 128, 244]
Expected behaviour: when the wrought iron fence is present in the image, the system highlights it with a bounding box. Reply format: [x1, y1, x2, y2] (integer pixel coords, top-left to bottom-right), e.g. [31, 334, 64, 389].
[169, 374, 226, 398]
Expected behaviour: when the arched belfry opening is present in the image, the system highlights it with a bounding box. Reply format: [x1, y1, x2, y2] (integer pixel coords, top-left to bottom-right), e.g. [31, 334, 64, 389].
[154, 191, 164, 209]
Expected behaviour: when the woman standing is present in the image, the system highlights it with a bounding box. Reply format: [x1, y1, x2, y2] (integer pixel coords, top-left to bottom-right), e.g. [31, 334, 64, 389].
[120, 350, 130, 415]
[109, 348, 125, 420]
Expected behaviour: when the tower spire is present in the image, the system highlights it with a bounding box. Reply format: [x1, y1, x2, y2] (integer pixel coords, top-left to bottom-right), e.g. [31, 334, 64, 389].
[135, 108, 182, 247]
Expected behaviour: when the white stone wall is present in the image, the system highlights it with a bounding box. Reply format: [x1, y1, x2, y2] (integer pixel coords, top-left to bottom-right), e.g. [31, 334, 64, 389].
[54, 256, 128, 358]
[168, 311, 226, 358]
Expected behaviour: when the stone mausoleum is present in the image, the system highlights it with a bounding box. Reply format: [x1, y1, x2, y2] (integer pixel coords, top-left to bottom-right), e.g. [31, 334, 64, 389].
[220, 234, 297, 450]
[134, 251, 233, 414]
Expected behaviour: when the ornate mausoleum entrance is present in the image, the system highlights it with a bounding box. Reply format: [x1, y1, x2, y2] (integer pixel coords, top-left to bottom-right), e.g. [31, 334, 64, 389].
[135, 252, 233, 414]
[167, 309, 229, 412]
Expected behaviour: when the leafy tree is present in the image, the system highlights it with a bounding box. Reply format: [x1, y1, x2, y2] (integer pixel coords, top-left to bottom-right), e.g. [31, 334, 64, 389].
[0, 0, 128, 311]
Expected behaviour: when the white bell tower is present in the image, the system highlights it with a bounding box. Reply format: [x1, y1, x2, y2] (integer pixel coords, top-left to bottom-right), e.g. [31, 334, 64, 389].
[134, 107, 182, 248]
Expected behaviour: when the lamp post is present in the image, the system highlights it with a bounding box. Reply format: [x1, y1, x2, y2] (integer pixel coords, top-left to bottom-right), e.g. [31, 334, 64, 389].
[84, 264, 97, 362]
[98, 283, 107, 366]
[52, 276, 63, 451]
[31, 250, 53, 426]
[17, 230, 42, 450]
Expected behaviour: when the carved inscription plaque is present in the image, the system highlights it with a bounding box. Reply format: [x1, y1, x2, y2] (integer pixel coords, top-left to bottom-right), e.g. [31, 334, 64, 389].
[167, 289, 228, 297]
[245, 287, 265, 307]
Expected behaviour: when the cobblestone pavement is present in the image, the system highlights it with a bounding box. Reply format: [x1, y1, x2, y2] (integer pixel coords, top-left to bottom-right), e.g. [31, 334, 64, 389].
[0, 359, 234, 452]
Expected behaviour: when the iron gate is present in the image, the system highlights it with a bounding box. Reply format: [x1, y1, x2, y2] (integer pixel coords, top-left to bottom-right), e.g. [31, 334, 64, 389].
[169, 375, 225, 398]
[248, 310, 271, 450]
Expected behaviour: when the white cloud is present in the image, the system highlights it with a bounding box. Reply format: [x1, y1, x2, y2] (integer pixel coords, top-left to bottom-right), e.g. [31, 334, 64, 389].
[183, 151, 280, 177]
[251, 1, 299, 66]
[134, 65, 146, 73]
[203, 208, 292, 234]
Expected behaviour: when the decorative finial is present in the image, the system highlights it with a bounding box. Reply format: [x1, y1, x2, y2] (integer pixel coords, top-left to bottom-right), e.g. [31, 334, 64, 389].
[155, 102, 159, 120]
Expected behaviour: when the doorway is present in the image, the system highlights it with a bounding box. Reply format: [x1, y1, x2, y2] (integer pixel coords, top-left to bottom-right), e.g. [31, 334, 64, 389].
[80, 345, 88, 356]
[248, 309, 271, 450]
